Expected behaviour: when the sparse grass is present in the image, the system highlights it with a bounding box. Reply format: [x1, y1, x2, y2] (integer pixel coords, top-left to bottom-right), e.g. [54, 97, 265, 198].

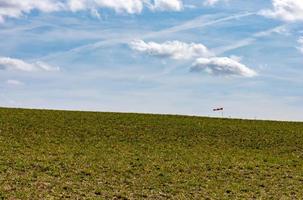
[0, 107, 303, 199]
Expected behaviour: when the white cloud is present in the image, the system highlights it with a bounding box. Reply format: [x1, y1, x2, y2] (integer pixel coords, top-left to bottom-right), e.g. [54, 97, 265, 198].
[0, 0, 63, 23]
[151, 0, 183, 11]
[191, 57, 257, 77]
[298, 36, 303, 54]
[6, 79, 24, 86]
[67, 0, 144, 14]
[260, 0, 303, 22]
[0, 0, 184, 22]
[67, 0, 183, 14]
[129, 40, 256, 78]
[0, 57, 60, 72]
[67, 0, 87, 12]
[129, 40, 212, 60]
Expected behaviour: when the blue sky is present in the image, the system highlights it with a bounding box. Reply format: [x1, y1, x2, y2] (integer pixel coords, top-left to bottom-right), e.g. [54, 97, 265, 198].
[0, 0, 303, 121]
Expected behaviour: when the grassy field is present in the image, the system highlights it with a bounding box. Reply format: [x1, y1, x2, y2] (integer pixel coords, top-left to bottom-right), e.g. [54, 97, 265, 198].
[0, 107, 303, 199]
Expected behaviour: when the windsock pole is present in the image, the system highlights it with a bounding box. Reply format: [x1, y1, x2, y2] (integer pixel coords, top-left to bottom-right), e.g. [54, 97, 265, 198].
[213, 107, 224, 118]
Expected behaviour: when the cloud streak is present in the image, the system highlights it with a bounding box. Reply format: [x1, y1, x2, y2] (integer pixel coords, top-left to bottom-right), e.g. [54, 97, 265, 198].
[38, 12, 254, 61]
[143, 12, 255, 39]
[213, 25, 288, 55]
[298, 36, 303, 54]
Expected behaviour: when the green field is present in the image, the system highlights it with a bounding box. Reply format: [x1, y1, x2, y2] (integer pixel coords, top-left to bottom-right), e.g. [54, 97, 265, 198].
[0, 108, 303, 199]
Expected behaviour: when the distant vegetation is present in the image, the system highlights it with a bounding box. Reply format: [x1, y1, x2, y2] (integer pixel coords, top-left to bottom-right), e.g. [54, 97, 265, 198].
[0, 107, 303, 199]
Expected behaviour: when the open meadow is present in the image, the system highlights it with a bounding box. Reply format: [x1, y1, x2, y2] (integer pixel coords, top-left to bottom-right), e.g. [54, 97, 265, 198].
[0, 107, 303, 199]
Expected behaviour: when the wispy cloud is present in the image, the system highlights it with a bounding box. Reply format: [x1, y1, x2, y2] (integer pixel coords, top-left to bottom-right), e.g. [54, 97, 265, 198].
[260, 0, 303, 22]
[6, 79, 24, 86]
[0, 57, 59, 72]
[253, 26, 289, 37]
[213, 25, 288, 55]
[143, 12, 255, 39]
[191, 57, 257, 77]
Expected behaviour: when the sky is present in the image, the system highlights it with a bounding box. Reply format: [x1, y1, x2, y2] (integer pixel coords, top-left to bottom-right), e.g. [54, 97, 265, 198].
[0, 0, 303, 121]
